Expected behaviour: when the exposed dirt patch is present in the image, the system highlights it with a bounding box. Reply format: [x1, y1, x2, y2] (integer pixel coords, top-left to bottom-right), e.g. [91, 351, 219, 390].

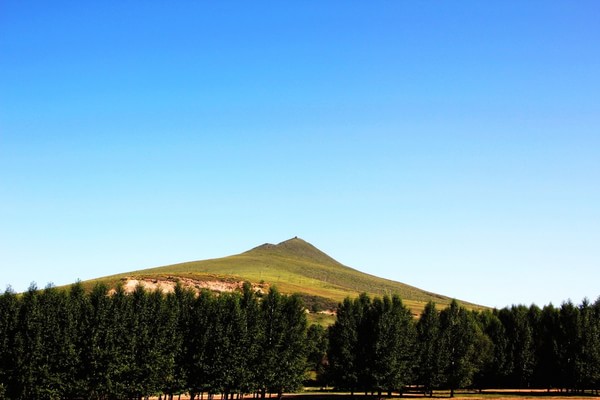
[113, 276, 269, 296]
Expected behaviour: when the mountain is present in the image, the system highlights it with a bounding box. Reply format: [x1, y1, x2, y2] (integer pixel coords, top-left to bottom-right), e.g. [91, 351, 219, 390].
[79, 237, 483, 318]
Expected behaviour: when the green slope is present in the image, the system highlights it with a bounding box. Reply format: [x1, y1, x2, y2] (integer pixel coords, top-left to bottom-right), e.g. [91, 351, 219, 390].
[79, 237, 483, 315]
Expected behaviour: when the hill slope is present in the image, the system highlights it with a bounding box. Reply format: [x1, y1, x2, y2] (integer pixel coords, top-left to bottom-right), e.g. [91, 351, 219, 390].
[80, 237, 482, 315]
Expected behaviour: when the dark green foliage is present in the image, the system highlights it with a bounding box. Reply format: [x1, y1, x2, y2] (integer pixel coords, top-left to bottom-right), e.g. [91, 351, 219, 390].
[438, 300, 479, 397]
[557, 301, 580, 390]
[415, 301, 443, 394]
[574, 299, 600, 391]
[473, 309, 507, 390]
[369, 295, 416, 394]
[210, 292, 250, 396]
[166, 283, 195, 396]
[327, 293, 416, 395]
[326, 296, 364, 393]
[0, 282, 308, 399]
[257, 288, 308, 398]
[531, 304, 560, 389]
[581, 298, 600, 390]
[2, 283, 600, 398]
[497, 305, 536, 388]
[326, 294, 600, 395]
[14, 284, 46, 399]
[63, 282, 90, 398]
[0, 288, 19, 399]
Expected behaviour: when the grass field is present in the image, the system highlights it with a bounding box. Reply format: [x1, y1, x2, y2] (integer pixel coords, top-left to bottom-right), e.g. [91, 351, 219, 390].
[75, 237, 485, 316]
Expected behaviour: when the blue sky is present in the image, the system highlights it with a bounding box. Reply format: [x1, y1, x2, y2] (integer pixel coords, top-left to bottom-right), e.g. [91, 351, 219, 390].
[1, 1, 599, 308]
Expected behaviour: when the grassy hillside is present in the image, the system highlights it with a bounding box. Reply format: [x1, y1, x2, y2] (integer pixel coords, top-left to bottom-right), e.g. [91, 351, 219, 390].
[78, 237, 483, 316]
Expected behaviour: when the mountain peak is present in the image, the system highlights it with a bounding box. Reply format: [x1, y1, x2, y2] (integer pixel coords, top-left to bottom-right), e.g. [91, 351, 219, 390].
[245, 237, 343, 266]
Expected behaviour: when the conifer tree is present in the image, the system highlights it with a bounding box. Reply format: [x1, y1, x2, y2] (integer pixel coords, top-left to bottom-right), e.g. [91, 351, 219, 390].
[64, 282, 91, 398]
[186, 290, 216, 399]
[257, 288, 307, 399]
[13, 284, 45, 399]
[473, 309, 508, 390]
[497, 305, 536, 388]
[36, 285, 74, 399]
[109, 283, 137, 398]
[415, 301, 442, 396]
[0, 288, 19, 399]
[210, 292, 248, 398]
[369, 295, 416, 395]
[327, 297, 361, 393]
[130, 287, 176, 397]
[557, 301, 580, 391]
[166, 283, 196, 397]
[588, 298, 600, 393]
[532, 304, 560, 390]
[239, 282, 262, 395]
[438, 300, 478, 397]
[353, 293, 374, 393]
[576, 299, 600, 392]
[81, 283, 114, 398]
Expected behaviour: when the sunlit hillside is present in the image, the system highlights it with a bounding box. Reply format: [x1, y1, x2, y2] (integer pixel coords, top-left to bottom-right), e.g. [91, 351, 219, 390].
[78, 237, 484, 316]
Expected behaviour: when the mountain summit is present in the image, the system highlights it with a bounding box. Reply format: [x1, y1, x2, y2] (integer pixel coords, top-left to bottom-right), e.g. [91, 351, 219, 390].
[246, 237, 343, 267]
[77, 237, 482, 315]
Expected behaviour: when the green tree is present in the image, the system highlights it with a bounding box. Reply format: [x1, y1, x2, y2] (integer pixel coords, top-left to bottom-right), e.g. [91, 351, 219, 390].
[473, 309, 508, 390]
[108, 284, 137, 398]
[575, 299, 600, 392]
[257, 288, 307, 399]
[166, 283, 196, 397]
[327, 295, 368, 394]
[63, 282, 92, 398]
[372, 295, 416, 395]
[438, 300, 479, 397]
[415, 301, 442, 396]
[210, 292, 249, 399]
[186, 290, 216, 400]
[497, 305, 536, 388]
[0, 287, 20, 399]
[557, 301, 580, 391]
[81, 283, 115, 398]
[587, 298, 600, 393]
[531, 304, 560, 390]
[13, 284, 45, 399]
[36, 285, 76, 399]
[128, 287, 176, 398]
[238, 282, 262, 395]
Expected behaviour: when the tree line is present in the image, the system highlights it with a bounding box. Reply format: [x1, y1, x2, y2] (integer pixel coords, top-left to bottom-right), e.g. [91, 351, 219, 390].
[0, 283, 307, 400]
[1, 284, 600, 399]
[325, 294, 600, 397]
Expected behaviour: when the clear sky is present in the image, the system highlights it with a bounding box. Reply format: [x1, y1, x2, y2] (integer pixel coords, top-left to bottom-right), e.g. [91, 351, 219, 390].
[1, 1, 599, 309]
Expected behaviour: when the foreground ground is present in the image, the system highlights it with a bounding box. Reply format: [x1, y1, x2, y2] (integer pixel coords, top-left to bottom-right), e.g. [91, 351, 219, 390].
[149, 390, 599, 400]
